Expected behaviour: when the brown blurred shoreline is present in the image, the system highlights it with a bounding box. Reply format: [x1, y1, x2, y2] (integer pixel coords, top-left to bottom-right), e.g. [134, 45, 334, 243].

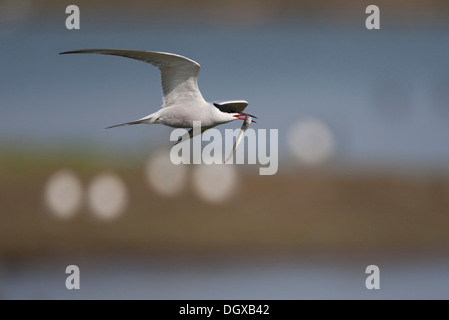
[1, 150, 448, 260]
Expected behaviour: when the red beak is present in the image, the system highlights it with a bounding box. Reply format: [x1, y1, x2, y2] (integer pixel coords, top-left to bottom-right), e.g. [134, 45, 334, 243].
[233, 113, 257, 121]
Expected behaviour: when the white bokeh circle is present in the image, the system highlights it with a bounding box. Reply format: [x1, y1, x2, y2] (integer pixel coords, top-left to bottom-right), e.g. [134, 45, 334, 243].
[146, 150, 187, 197]
[192, 164, 237, 204]
[288, 118, 335, 165]
[87, 173, 128, 220]
[44, 169, 83, 218]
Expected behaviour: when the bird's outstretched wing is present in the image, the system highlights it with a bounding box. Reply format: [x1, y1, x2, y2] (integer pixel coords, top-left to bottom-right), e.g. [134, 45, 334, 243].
[60, 49, 205, 107]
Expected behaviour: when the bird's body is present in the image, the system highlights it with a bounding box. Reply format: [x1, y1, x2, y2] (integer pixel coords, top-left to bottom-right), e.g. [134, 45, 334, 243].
[136, 101, 234, 129]
[59, 49, 255, 143]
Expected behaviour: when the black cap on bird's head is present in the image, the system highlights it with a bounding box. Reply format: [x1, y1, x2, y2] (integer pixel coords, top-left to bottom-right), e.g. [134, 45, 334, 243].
[213, 101, 257, 123]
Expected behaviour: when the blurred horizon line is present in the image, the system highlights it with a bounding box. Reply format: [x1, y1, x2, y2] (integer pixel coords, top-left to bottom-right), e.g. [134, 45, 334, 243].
[2, 0, 449, 27]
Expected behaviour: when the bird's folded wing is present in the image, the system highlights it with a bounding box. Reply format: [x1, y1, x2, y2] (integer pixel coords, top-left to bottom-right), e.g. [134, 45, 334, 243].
[60, 49, 205, 107]
[213, 100, 249, 113]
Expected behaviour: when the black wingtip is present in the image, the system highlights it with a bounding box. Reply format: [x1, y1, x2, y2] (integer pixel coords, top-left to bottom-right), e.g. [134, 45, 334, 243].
[60, 50, 79, 55]
[60, 50, 89, 55]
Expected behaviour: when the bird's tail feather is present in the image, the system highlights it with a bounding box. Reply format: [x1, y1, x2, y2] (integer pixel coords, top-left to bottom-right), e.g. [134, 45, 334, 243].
[105, 119, 147, 129]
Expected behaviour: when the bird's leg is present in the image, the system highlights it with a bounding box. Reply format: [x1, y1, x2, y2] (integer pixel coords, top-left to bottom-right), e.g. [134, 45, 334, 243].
[174, 125, 212, 145]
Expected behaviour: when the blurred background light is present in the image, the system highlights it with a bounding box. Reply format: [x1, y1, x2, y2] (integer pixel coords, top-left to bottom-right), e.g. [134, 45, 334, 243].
[87, 173, 128, 220]
[287, 118, 335, 166]
[146, 150, 187, 197]
[44, 169, 83, 219]
[192, 163, 237, 204]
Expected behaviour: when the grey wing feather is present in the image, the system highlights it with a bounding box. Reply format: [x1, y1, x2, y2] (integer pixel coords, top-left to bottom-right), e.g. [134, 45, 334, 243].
[60, 49, 205, 107]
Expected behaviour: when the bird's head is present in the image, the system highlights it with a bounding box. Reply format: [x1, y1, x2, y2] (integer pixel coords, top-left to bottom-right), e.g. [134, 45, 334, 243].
[213, 101, 256, 123]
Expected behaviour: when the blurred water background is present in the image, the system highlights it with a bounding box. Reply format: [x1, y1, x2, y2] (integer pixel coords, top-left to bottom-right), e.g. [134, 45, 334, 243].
[1, 0, 449, 299]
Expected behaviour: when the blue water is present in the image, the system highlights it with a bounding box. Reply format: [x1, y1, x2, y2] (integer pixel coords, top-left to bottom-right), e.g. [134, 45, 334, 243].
[1, 255, 448, 299]
[1, 20, 449, 167]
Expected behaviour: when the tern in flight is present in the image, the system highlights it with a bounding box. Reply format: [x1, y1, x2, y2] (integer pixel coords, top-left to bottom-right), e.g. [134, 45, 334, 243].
[60, 49, 256, 158]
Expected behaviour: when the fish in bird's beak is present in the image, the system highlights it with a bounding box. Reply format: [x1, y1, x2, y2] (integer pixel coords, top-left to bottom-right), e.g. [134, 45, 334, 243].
[225, 115, 253, 163]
